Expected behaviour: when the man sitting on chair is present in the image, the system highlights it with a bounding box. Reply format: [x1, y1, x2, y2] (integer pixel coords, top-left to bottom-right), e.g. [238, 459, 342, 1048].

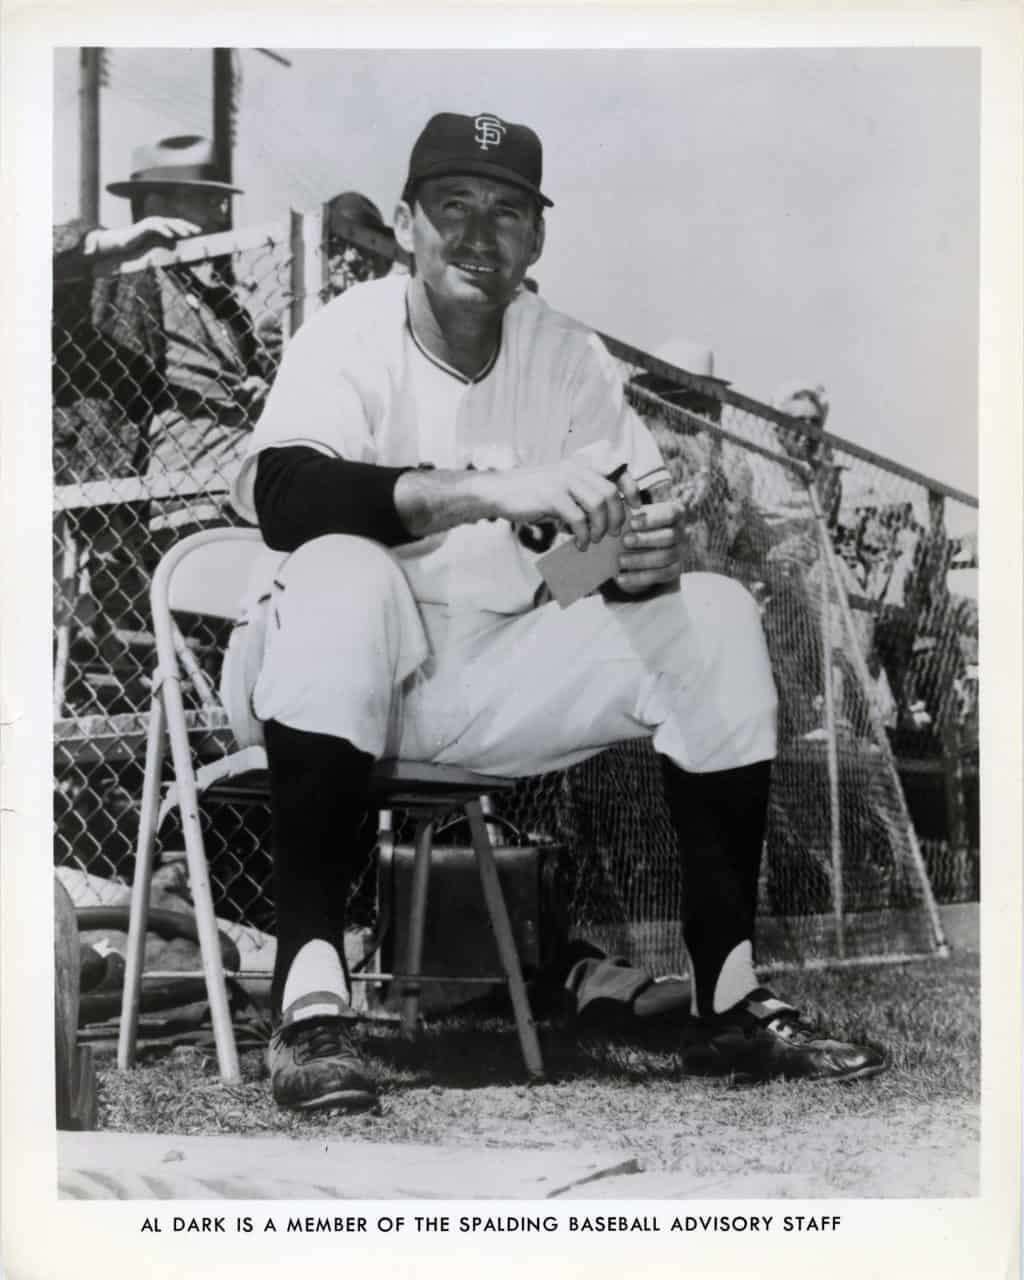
[228, 110, 887, 1112]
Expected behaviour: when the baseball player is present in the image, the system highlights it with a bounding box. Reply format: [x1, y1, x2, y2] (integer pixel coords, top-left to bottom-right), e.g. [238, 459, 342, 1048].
[227, 111, 887, 1111]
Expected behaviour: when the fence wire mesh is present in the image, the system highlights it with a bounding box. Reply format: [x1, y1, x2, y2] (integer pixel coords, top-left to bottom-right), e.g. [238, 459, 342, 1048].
[52, 212, 978, 984]
[53, 218, 297, 973]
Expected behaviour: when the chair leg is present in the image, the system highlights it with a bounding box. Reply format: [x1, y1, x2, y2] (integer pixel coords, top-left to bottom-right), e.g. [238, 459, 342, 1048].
[162, 673, 241, 1082]
[400, 816, 434, 1037]
[117, 692, 166, 1069]
[464, 798, 545, 1080]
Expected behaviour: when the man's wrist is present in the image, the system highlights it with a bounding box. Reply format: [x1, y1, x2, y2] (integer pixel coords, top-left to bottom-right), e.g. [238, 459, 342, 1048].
[393, 466, 499, 537]
[465, 468, 502, 520]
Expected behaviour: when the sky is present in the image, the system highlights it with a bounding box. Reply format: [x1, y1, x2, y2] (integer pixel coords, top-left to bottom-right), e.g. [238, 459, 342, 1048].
[52, 46, 980, 501]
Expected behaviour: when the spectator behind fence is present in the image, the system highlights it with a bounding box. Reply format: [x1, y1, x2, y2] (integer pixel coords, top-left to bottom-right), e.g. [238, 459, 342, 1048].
[630, 340, 752, 572]
[54, 135, 271, 528]
[255, 191, 396, 374]
[756, 382, 896, 729]
[221, 109, 885, 1113]
[836, 484, 967, 732]
[627, 364, 881, 734]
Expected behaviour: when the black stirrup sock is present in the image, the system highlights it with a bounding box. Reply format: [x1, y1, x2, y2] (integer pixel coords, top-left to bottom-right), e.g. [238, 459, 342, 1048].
[660, 758, 772, 1017]
[263, 718, 374, 1014]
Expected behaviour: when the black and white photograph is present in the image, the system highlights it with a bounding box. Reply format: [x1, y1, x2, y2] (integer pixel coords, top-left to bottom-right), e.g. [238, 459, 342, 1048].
[3, 9, 1021, 1279]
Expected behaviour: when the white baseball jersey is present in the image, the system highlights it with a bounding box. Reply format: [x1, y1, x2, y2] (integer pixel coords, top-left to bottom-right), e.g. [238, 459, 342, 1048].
[233, 275, 670, 614]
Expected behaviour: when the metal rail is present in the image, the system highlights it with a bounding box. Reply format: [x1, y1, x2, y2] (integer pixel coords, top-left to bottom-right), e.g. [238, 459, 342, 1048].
[604, 330, 978, 510]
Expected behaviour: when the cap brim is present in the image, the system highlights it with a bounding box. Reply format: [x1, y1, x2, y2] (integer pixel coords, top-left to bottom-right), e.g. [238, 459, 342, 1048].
[411, 159, 553, 208]
[106, 178, 243, 198]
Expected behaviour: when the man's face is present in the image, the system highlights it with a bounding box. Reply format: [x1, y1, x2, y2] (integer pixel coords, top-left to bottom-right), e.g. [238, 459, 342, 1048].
[778, 393, 825, 461]
[141, 186, 232, 235]
[394, 174, 544, 312]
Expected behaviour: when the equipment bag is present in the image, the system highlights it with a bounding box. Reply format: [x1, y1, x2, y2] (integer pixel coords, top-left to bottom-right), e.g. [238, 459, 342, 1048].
[375, 814, 569, 982]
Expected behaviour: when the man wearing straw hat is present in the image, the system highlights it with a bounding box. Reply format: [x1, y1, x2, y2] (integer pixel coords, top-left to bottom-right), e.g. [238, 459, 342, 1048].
[228, 110, 886, 1112]
[53, 136, 272, 719]
[54, 135, 271, 517]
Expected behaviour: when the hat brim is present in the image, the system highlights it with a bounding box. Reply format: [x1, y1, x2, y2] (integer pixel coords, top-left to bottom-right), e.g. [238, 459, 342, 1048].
[410, 159, 553, 208]
[632, 371, 731, 393]
[107, 177, 243, 198]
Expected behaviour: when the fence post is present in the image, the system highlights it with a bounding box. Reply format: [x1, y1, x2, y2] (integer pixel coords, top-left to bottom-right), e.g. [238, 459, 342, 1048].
[289, 208, 325, 337]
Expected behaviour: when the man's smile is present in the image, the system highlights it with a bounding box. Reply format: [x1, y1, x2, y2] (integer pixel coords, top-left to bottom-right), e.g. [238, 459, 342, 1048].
[451, 260, 499, 275]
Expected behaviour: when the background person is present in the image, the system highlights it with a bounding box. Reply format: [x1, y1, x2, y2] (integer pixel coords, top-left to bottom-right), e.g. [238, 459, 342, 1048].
[255, 190, 397, 374]
[630, 340, 751, 573]
[52, 134, 270, 712]
[55, 135, 271, 518]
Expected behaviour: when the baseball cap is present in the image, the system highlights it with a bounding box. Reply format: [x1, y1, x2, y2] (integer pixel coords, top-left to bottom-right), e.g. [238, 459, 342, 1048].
[404, 112, 553, 209]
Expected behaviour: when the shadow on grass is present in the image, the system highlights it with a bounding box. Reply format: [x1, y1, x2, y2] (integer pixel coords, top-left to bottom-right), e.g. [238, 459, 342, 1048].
[359, 1011, 696, 1090]
[359, 952, 979, 1096]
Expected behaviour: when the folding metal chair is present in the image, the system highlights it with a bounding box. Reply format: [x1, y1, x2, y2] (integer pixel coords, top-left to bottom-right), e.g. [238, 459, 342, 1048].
[117, 527, 544, 1083]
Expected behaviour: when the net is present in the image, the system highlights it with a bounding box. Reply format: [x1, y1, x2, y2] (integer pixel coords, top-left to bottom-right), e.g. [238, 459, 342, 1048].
[52, 212, 977, 983]
[493, 350, 976, 971]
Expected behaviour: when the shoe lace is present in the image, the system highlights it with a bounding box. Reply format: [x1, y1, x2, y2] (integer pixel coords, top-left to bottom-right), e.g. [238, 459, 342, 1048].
[289, 1018, 355, 1065]
[764, 1008, 818, 1044]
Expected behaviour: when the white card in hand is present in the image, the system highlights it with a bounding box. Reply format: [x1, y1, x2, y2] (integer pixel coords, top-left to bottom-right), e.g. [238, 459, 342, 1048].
[537, 530, 626, 608]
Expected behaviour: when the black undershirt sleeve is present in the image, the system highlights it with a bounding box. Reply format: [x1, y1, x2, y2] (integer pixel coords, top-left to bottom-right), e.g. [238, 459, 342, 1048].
[253, 444, 415, 553]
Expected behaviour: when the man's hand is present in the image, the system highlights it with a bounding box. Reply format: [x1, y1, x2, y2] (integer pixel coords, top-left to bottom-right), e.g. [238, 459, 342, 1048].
[613, 473, 685, 595]
[483, 459, 628, 550]
[255, 314, 285, 370]
[237, 375, 271, 419]
[84, 217, 201, 260]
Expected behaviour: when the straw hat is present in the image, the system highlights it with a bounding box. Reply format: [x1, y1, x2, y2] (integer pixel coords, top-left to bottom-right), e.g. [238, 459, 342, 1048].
[107, 135, 242, 198]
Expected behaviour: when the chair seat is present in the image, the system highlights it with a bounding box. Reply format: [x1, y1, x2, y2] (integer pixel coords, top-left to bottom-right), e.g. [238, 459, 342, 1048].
[370, 759, 517, 802]
[171, 748, 518, 816]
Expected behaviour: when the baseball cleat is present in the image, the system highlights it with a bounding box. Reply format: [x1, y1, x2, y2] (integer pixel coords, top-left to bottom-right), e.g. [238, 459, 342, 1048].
[680, 988, 888, 1083]
[268, 992, 379, 1112]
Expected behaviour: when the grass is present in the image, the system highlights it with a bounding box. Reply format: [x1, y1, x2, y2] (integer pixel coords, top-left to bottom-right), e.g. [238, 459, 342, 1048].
[94, 953, 979, 1197]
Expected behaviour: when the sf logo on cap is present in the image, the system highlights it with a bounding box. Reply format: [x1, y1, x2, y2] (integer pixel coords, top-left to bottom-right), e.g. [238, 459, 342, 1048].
[474, 114, 507, 151]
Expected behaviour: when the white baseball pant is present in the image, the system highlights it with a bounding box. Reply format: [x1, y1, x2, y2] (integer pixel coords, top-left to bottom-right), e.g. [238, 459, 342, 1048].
[231, 534, 778, 776]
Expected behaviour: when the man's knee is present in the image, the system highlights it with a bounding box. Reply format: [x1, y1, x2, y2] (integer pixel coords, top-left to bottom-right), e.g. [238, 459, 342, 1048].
[271, 534, 418, 671]
[642, 574, 777, 769]
[682, 572, 763, 633]
[671, 573, 776, 695]
[251, 535, 424, 752]
[282, 534, 406, 606]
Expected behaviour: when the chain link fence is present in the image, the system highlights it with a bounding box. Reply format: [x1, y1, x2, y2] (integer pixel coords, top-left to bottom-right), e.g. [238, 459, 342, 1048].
[53, 211, 978, 983]
[53, 217, 298, 975]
